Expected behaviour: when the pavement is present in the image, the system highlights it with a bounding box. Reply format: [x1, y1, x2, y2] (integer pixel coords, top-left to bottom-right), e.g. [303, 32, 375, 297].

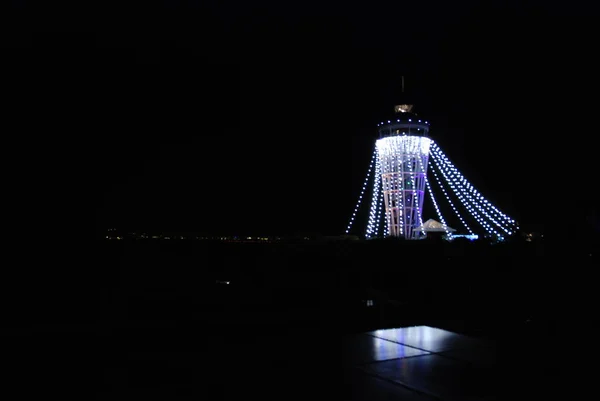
[8, 319, 600, 400]
[92, 324, 499, 400]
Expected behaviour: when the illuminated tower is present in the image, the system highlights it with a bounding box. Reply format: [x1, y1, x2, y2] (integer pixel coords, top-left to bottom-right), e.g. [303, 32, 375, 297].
[346, 90, 519, 241]
[376, 104, 431, 239]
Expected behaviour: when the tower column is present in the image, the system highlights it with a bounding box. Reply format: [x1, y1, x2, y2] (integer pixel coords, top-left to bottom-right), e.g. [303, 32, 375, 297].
[376, 104, 431, 240]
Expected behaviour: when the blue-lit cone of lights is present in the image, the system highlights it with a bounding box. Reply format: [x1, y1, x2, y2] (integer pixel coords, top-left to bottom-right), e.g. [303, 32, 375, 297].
[346, 131, 517, 240]
[376, 135, 430, 239]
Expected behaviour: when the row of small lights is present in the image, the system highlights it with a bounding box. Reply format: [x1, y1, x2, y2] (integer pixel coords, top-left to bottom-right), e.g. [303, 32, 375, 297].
[425, 172, 452, 237]
[431, 142, 516, 228]
[430, 142, 515, 226]
[346, 147, 377, 234]
[349, 121, 428, 238]
[365, 151, 379, 237]
[434, 149, 509, 235]
[456, 174, 512, 235]
[430, 146, 507, 240]
[369, 149, 391, 238]
[396, 160, 406, 236]
[376, 144, 391, 236]
[428, 158, 474, 235]
[394, 144, 407, 236]
[377, 119, 429, 127]
[433, 145, 514, 223]
[377, 136, 429, 238]
[379, 137, 428, 238]
[430, 149, 499, 239]
[405, 145, 425, 239]
[430, 143, 518, 236]
[403, 138, 427, 237]
[381, 155, 390, 236]
[366, 149, 382, 238]
[383, 149, 404, 236]
[376, 177, 384, 237]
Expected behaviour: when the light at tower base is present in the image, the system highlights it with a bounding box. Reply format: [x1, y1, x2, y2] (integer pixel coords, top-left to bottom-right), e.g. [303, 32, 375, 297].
[376, 105, 431, 240]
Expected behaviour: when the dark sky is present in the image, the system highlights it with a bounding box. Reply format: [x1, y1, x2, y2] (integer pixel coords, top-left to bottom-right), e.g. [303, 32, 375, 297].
[4, 2, 599, 238]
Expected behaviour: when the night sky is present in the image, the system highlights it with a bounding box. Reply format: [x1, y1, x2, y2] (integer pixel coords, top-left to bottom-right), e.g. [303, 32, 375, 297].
[4, 2, 598, 239]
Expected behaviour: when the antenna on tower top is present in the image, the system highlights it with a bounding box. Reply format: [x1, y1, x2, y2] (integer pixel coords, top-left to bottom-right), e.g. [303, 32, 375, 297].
[395, 76, 412, 113]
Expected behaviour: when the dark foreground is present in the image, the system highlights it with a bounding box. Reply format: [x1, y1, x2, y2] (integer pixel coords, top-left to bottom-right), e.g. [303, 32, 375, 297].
[5, 238, 599, 399]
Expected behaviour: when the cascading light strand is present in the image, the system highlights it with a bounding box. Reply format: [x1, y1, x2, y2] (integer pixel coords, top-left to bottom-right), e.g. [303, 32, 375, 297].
[346, 146, 377, 234]
[406, 140, 425, 238]
[366, 148, 381, 238]
[375, 158, 384, 237]
[428, 147, 473, 235]
[425, 174, 451, 237]
[431, 148, 495, 237]
[437, 149, 511, 232]
[430, 148, 499, 239]
[431, 144, 515, 239]
[430, 142, 517, 232]
[431, 145, 511, 236]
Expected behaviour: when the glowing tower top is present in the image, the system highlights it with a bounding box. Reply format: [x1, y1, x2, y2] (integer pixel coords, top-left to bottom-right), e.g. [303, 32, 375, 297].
[394, 104, 414, 113]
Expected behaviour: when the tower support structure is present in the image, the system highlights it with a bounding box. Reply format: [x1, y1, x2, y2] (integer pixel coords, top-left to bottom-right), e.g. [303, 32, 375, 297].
[376, 105, 431, 239]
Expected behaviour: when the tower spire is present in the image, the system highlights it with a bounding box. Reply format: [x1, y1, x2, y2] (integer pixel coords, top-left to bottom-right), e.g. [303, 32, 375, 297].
[395, 76, 413, 113]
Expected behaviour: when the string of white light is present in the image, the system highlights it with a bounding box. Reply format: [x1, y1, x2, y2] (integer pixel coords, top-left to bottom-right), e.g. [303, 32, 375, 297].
[382, 153, 390, 237]
[425, 175, 451, 237]
[432, 147, 509, 235]
[405, 140, 425, 239]
[396, 154, 403, 237]
[393, 154, 403, 237]
[431, 149, 496, 237]
[428, 156, 474, 234]
[384, 210, 390, 237]
[366, 148, 381, 238]
[377, 135, 431, 238]
[430, 147, 500, 239]
[430, 144, 517, 238]
[346, 146, 377, 234]
[375, 162, 384, 237]
[430, 143, 517, 232]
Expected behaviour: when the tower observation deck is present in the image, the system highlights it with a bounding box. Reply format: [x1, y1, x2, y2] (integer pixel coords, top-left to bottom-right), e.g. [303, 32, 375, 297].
[376, 104, 431, 239]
